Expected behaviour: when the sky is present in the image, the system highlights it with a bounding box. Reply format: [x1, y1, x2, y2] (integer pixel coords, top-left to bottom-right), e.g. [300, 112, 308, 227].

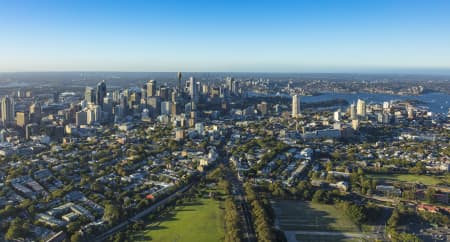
[1, 0, 450, 73]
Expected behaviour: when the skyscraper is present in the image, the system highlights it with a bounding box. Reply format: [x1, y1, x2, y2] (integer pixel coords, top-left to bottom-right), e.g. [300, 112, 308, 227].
[349, 103, 357, 120]
[1, 96, 15, 127]
[189, 77, 198, 103]
[85, 87, 95, 104]
[96, 80, 107, 106]
[292, 95, 301, 118]
[147, 80, 156, 97]
[16, 111, 27, 128]
[177, 72, 182, 93]
[356, 99, 366, 118]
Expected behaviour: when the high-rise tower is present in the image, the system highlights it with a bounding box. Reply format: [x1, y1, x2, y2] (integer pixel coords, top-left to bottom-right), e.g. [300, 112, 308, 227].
[292, 95, 301, 118]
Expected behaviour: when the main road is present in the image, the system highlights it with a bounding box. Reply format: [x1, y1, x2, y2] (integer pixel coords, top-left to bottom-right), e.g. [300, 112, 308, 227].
[94, 183, 192, 241]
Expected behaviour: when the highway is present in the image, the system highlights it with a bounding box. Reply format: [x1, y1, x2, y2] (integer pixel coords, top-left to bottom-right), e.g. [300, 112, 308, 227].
[94, 183, 192, 241]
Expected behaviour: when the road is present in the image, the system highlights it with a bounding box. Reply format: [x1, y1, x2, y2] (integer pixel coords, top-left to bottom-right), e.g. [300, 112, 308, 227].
[226, 169, 257, 242]
[94, 183, 192, 241]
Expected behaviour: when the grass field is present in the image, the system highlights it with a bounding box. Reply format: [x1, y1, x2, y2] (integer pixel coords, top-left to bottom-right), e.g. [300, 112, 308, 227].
[368, 173, 449, 186]
[132, 191, 224, 242]
[272, 200, 360, 233]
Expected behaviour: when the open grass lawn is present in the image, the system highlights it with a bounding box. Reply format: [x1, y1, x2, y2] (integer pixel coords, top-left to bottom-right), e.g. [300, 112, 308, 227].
[133, 191, 224, 242]
[368, 173, 449, 186]
[272, 200, 359, 233]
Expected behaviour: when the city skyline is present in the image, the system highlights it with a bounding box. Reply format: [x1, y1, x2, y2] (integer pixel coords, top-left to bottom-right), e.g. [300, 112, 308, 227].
[1, 0, 450, 73]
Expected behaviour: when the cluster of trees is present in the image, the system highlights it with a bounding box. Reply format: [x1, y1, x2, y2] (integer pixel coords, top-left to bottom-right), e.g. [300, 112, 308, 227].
[387, 208, 422, 242]
[207, 165, 242, 242]
[349, 168, 377, 195]
[244, 183, 276, 242]
[224, 197, 241, 242]
[4, 218, 31, 241]
[289, 180, 313, 200]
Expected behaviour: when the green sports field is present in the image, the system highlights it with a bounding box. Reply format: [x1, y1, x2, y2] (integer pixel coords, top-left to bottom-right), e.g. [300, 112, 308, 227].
[273, 200, 360, 232]
[368, 173, 449, 186]
[132, 195, 224, 242]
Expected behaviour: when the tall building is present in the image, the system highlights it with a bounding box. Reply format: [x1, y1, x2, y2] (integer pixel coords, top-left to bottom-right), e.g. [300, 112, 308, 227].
[29, 102, 42, 123]
[349, 103, 357, 120]
[1, 96, 15, 127]
[16, 111, 28, 128]
[26, 123, 39, 140]
[147, 96, 161, 117]
[189, 77, 198, 103]
[292, 95, 301, 118]
[356, 99, 366, 118]
[334, 110, 341, 122]
[161, 101, 172, 116]
[76, 110, 87, 126]
[177, 72, 182, 93]
[85, 87, 95, 104]
[96, 80, 107, 106]
[147, 80, 156, 97]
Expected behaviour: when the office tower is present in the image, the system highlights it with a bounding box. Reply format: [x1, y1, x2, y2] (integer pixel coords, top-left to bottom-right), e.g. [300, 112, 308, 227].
[161, 101, 172, 116]
[147, 80, 156, 97]
[292, 95, 301, 118]
[26, 123, 39, 140]
[86, 109, 96, 125]
[171, 91, 177, 103]
[1, 96, 15, 127]
[96, 80, 107, 106]
[29, 102, 42, 123]
[147, 96, 161, 117]
[171, 102, 179, 116]
[16, 111, 28, 128]
[349, 103, 357, 120]
[102, 96, 113, 120]
[158, 86, 170, 101]
[356, 99, 366, 118]
[334, 110, 341, 121]
[177, 72, 182, 93]
[85, 87, 95, 104]
[141, 83, 147, 101]
[226, 77, 234, 95]
[76, 110, 87, 126]
[93, 105, 102, 122]
[189, 77, 198, 103]
[201, 84, 209, 95]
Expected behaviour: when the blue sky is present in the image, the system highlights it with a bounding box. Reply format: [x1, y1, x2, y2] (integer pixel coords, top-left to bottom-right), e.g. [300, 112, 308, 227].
[1, 0, 450, 72]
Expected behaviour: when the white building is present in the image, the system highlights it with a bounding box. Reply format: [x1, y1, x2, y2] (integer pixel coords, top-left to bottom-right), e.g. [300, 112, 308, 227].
[292, 95, 301, 118]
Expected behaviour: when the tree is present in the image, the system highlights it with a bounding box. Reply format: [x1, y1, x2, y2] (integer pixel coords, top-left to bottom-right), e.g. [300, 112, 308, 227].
[425, 188, 436, 204]
[103, 203, 120, 225]
[312, 190, 326, 204]
[5, 218, 27, 240]
[70, 232, 83, 242]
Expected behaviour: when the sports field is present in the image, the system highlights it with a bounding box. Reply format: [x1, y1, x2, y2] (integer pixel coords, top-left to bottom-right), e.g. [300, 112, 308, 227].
[273, 200, 359, 232]
[368, 173, 449, 186]
[272, 200, 366, 242]
[133, 194, 224, 242]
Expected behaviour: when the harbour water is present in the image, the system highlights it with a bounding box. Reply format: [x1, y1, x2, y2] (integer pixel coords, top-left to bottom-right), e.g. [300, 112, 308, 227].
[301, 92, 450, 114]
[250, 91, 450, 114]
